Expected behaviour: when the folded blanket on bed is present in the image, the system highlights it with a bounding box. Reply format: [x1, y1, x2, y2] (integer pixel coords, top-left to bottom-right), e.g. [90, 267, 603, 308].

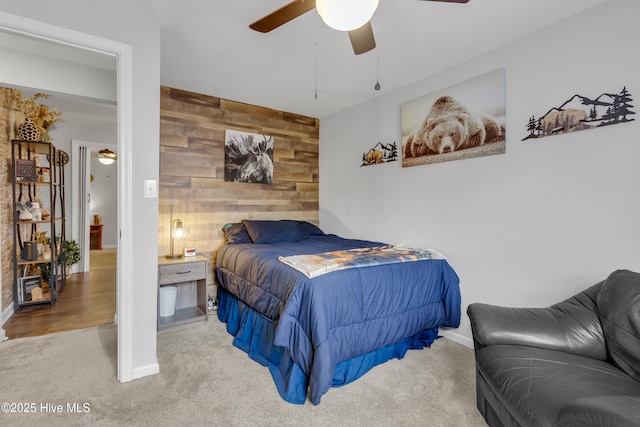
[278, 245, 446, 279]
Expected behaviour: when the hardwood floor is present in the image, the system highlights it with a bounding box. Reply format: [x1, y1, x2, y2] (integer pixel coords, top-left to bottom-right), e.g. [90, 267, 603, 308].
[3, 249, 116, 339]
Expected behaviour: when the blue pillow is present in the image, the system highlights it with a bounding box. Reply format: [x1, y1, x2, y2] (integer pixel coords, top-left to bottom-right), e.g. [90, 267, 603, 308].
[242, 220, 305, 244]
[294, 220, 325, 237]
[222, 223, 252, 244]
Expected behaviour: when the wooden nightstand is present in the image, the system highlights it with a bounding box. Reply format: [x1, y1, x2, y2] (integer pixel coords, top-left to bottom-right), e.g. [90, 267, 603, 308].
[90, 224, 103, 250]
[157, 255, 208, 330]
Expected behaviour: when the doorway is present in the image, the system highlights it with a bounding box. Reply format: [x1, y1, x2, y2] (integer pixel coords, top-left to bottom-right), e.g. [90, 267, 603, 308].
[0, 13, 135, 382]
[71, 140, 118, 274]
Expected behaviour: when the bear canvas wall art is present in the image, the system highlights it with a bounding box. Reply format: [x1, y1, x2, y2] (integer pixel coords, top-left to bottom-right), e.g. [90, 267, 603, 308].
[401, 69, 506, 167]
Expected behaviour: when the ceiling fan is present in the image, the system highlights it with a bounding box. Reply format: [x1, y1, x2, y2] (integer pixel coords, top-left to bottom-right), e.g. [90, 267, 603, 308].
[249, 0, 470, 55]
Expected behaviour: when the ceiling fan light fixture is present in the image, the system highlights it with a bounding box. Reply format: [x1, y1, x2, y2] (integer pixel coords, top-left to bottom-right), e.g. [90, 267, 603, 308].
[97, 148, 117, 165]
[316, 0, 379, 32]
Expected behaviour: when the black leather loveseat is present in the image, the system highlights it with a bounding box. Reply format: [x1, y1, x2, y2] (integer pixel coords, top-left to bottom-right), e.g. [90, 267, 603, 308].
[467, 269, 640, 427]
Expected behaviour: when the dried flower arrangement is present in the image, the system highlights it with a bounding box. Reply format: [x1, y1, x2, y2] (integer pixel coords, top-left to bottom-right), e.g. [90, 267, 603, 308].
[9, 89, 64, 142]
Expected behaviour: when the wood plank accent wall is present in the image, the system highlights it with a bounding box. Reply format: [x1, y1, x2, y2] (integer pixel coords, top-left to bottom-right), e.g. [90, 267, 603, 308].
[1, 88, 14, 311]
[159, 86, 320, 290]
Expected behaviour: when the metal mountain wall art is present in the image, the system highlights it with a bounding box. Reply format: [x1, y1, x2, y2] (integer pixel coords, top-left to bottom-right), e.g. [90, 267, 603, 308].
[522, 86, 635, 141]
[361, 141, 399, 167]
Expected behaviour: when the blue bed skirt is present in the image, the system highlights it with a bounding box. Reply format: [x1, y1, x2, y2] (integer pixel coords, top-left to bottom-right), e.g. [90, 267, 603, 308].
[217, 287, 440, 404]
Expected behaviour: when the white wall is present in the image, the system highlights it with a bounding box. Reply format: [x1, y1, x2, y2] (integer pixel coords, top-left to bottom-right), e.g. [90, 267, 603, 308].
[90, 157, 118, 247]
[319, 0, 640, 347]
[0, 47, 116, 103]
[0, 0, 160, 376]
[53, 123, 118, 250]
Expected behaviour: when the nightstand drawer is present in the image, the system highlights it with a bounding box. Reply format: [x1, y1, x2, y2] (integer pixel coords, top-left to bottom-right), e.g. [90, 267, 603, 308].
[159, 261, 206, 285]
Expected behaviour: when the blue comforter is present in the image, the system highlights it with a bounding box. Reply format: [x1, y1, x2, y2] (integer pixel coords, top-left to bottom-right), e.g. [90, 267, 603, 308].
[216, 234, 461, 404]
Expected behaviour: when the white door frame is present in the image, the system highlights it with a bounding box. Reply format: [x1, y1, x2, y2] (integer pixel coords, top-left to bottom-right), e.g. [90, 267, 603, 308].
[71, 140, 117, 273]
[0, 12, 135, 382]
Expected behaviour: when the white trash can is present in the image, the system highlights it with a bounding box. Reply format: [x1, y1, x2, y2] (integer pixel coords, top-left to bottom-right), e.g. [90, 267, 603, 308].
[159, 286, 177, 317]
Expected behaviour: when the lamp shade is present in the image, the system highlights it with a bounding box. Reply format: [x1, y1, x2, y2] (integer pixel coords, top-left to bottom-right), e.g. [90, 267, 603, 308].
[166, 219, 186, 259]
[316, 0, 379, 32]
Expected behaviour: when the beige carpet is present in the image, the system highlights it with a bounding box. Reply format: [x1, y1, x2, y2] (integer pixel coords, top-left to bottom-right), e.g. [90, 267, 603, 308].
[0, 318, 487, 426]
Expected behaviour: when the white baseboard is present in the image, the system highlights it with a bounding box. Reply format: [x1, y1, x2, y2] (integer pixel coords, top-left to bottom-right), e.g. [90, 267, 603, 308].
[440, 329, 474, 349]
[1, 305, 14, 342]
[2, 304, 14, 326]
[131, 362, 159, 380]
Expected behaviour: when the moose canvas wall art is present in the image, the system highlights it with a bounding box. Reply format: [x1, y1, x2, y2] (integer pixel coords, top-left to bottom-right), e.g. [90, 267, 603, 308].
[224, 129, 274, 184]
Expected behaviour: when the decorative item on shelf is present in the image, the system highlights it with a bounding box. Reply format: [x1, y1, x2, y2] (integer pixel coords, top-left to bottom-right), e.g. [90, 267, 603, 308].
[16, 200, 35, 220]
[30, 202, 42, 221]
[94, 214, 102, 225]
[27, 264, 40, 276]
[17, 275, 43, 302]
[9, 89, 63, 142]
[18, 209, 33, 220]
[31, 287, 43, 302]
[38, 263, 52, 284]
[21, 242, 39, 261]
[165, 219, 186, 259]
[18, 118, 40, 142]
[15, 158, 38, 181]
[33, 230, 48, 255]
[36, 166, 50, 183]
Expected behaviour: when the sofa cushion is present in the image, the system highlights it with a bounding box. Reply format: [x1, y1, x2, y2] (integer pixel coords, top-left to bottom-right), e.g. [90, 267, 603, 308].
[597, 269, 640, 382]
[556, 395, 640, 427]
[476, 345, 640, 426]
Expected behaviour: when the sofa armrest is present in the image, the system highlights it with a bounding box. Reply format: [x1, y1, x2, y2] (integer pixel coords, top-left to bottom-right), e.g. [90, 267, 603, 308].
[467, 282, 607, 360]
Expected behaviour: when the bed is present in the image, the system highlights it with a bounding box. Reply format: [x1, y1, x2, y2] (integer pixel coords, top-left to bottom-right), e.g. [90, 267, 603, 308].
[216, 219, 461, 405]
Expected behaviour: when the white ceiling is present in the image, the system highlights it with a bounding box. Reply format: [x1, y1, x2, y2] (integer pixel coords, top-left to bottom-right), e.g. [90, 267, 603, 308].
[2, 0, 609, 122]
[152, 0, 609, 118]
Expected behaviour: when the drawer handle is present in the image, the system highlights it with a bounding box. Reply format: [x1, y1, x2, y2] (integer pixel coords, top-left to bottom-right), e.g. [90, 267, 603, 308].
[176, 270, 192, 275]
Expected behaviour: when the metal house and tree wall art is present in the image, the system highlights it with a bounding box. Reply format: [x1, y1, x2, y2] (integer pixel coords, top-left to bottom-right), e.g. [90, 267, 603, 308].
[361, 141, 398, 166]
[522, 86, 635, 141]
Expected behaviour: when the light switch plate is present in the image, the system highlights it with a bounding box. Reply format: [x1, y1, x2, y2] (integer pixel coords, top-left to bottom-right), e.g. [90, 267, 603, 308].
[144, 179, 158, 198]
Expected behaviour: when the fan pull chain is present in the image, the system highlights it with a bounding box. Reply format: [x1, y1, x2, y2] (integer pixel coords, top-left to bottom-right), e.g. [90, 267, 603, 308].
[315, 12, 318, 100]
[375, 6, 381, 91]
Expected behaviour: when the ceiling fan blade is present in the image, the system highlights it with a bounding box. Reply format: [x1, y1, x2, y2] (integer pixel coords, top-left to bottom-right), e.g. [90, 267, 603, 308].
[348, 21, 376, 55]
[422, 0, 469, 3]
[249, 0, 317, 33]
